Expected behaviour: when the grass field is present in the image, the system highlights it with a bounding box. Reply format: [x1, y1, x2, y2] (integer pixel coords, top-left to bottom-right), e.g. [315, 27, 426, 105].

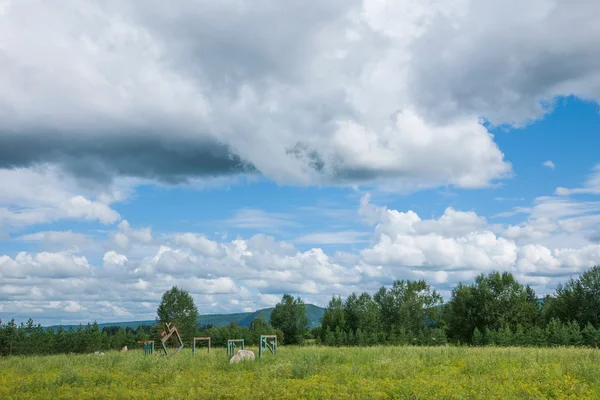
[1, 345, 599, 399]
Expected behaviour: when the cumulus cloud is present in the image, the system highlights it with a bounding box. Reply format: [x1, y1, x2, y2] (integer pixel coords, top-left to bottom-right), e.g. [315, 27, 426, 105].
[172, 233, 222, 257]
[111, 220, 154, 251]
[407, 0, 600, 126]
[0, 251, 92, 280]
[4, 182, 600, 325]
[103, 251, 128, 267]
[0, 166, 130, 233]
[0, 0, 556, 189]
[3, 0, 600, 325]
[2, 0, 599, 196]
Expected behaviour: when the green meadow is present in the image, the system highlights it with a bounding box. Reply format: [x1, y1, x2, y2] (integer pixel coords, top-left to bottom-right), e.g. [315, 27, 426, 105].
[1, 345, 599, 399]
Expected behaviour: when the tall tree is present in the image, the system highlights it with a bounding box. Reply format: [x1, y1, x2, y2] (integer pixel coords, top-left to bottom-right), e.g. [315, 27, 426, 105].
[320, 295, 346, 341]
[270, 294, 309, 345]
[374, 279, 443, 337]
[156, 286, 199, 344]
[543, 265, 600, 328]
[341, 292, 381, 337]
[444, 271, 540, 344]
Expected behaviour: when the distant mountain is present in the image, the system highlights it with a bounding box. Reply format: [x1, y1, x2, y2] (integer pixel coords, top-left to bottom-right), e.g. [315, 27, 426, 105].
[199, 304, 325, 329]
[45, 304, 325, 332]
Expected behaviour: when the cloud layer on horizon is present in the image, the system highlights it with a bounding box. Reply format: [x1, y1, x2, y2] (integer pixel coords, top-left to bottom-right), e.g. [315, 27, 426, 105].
[1, 164, 600, 325]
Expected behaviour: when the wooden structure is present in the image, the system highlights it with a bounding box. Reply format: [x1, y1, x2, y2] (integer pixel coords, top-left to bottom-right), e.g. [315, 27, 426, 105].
[226, 339, 244, 357]
[193, 337, 211, 354]
[161, 322, 183, 356]
[259, 335, 277, 358]
[138, 340, 155, 355]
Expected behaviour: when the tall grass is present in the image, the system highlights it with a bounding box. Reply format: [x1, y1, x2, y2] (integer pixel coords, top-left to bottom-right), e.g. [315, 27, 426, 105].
[1, 345, 599, 399]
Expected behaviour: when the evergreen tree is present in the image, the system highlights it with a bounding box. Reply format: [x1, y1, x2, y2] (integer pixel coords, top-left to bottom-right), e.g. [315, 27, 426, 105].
[497, 325, 513, 347]
[546, 318, 568, 346]
[566, 320, 583, 346]
[324, 327, 336, 346]
[472, 327, 483, 346]
[582, 322, 599, 348]
[320, 296, 346, 342]
[514, 324, 526, 347]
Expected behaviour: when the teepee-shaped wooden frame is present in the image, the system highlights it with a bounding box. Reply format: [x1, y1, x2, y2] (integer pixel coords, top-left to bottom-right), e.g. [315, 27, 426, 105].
[160, 322, 184, 356]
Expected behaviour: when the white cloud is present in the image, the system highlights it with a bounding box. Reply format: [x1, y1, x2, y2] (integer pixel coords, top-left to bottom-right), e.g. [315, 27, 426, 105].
[295, 231, 370, 245]
[3, 167, 600, 325]
[172, 233, 222, 257]
[0, 251, 92, 279]
[556, 164, 600, 196]
[498, 192, 600, 247]
[224, 209, 299, 231]
[4, 1, 598, 189]
[4, 186, 600, 325]
[103, 251, 128, 267]
[110, 220, 153, 251]
[64, 301, 84, 313]
[17, 230, 88, 247]
[0, 166, 124, 230]
[0, 0, 542, 189]
[543, 160, 555, 169]
[3, 0, 600, 324]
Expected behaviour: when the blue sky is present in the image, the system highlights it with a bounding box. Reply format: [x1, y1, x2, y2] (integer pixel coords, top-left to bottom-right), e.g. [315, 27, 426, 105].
[1, 0, 600, 325]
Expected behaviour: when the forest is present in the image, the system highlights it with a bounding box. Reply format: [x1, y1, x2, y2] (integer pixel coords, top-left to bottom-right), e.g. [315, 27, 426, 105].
[2, 265, 600, 356]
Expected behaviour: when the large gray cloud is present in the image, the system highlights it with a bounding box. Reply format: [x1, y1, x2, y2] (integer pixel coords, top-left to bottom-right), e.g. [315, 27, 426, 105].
[407, 0, 600, 125]
[0, 0, 538, 189]
[0, 133, 253, 183]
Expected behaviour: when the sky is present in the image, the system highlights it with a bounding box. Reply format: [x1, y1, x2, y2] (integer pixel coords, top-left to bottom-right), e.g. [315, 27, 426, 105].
[1, 0, 600, 326]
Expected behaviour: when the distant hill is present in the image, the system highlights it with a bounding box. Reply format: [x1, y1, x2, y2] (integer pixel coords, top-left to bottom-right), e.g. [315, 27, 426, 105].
[199, 304, 325, 329]
[45, 304, 325, 332]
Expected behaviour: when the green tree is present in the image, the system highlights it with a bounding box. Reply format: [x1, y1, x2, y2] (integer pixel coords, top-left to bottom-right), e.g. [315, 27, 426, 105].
[323, 327, 336, 346]
[525, 325, 547, 347]
[543, 265, 600, 328]
[320, 296, 346, 341]
[374, 279, 443, 337]
[582, 322, 599, 347]
[444, 271, 541, 344]
[546, 318, 568, 346]
[248, 316, 278, 346]
[472, 327, 484, 346]
[156, 286, 200, 344]
[514, 324, 527, 346]
[270, 294, 309, 345]
[496, 325, 513, 347]
[346, 292, 381, 337]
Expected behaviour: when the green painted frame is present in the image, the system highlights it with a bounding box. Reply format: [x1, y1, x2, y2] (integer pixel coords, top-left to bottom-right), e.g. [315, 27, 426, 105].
[138, 340, 155, 355]
[193, 337, 211, 355]
[259, 335, 277, 358]
[227, 339, 245, 357]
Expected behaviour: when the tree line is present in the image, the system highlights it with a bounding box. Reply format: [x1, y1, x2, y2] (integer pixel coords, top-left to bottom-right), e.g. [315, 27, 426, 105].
[2, 265, 600, 356]
[0, 320, 155, 356]
[315, 265, 600, 348]
[0, 288, 302, 356]
[0, 314, 285, 356]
